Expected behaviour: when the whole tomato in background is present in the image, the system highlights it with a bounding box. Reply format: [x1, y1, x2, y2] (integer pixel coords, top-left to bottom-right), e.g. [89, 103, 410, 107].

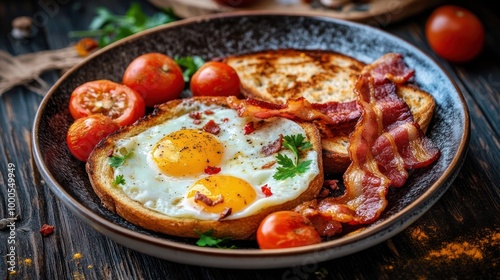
[425, 5, 485, 63]
[123, 53, 185, 107]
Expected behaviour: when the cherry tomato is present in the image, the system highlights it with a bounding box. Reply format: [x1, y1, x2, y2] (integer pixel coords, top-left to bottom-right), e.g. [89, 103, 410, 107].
[190, 61, 241, 97]
[66, 114, 120, 162]
[257, 211, 321, 249]
[122, 53, 185, 107]
[425, 5, 485, 63]
[69, 80, 145, 127]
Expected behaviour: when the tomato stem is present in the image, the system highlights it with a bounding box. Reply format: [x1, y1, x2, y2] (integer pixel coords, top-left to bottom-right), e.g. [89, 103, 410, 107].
[161, 64, 170, 73]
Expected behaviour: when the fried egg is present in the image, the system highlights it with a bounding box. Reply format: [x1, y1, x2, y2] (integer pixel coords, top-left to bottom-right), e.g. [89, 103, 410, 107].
[110, 102, 320, 220]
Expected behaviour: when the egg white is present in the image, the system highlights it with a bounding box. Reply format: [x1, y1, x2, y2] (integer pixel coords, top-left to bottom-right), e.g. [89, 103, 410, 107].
[111, 102, 320, 220]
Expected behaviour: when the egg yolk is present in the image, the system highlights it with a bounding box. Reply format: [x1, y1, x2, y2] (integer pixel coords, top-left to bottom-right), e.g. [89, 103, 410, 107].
[152, 129, 224, 177]
[187, 175, 257, 214]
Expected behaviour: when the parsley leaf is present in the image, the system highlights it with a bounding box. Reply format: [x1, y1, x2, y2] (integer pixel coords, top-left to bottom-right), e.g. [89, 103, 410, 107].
[113, 175, 126, 186]
[174, 55, 205, 82]
[282, 134, 313, 165]
[108, 152, 133, 168]
[273, 134, 313, 180]
[194, 229, 236, 249]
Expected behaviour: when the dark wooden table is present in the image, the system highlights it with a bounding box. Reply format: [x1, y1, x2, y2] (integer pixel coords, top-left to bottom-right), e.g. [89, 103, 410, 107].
[1, 0, 499, 279]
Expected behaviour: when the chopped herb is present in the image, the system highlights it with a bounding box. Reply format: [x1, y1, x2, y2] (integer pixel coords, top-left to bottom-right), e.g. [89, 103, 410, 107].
[113, 174, 126, 186]
[194, 229, 236, 249]
[108, 152, 133, 168]
[273, 134, 313, 180]
[174, 55, 205, 82]
[69, 3, 178, 47]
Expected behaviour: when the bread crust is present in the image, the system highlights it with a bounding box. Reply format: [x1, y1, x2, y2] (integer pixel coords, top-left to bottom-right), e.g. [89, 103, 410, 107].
[86, 96, 324, 240]
[224, 49, 436, 175]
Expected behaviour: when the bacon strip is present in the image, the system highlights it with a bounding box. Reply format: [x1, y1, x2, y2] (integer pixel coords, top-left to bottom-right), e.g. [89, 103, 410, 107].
[293, 53, 439, 232]
[227, 96, 360, 126]
[320, 53, 440, 226]
[363, 53, 415, 85]
[194, 192, 224, 207]
[218, 207, 232, 220]
[261, 134, 283, 156]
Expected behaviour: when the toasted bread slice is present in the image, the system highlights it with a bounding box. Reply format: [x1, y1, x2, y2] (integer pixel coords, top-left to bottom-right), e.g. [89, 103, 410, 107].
[224, 49, 364, 104]
[86, 96, 324, 240]
[224, 49, 436, 175]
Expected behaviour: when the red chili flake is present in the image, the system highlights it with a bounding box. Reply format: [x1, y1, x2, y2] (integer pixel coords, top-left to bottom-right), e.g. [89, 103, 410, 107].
[193, 119, 202, 125]
[205, 166, 221, 175]
[244, 122, 255, 135]
[204, 110, 214, 115]
[39, 224, 55, 236]
[223, 118, 229, 122]
[261, 184, 273, 197]
[203, 120, 221, 135]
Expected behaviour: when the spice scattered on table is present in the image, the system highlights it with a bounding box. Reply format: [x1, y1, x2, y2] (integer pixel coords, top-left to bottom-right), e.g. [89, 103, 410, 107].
[39, 224, 55, 236]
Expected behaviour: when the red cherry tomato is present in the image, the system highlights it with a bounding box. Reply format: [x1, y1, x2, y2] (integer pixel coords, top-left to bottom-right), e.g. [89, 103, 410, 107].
[257, 211, 321, 249]
[190, 61, 241, 97]
[122, 53, 185, 107]
[69, 80, 145, 127]
[66, 114, 120, 162]
[425, 5, 485, 63]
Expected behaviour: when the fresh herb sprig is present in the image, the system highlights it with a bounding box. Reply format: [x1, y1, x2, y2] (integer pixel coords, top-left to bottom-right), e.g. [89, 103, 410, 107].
[194, 229, 236, 249]
[69, 3, 178, 47]
[108, 151, 133, 168]
[113, 174, 126, 186]
[174, 56, 205, 82]
[273, 134, 313, 180]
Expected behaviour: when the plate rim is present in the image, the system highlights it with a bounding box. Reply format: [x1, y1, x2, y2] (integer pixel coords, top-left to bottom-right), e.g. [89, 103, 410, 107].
[32, 10, 470, 269]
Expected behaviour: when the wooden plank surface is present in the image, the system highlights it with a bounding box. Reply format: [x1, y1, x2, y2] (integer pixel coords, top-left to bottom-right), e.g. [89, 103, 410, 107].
[0, 0, 499, 279]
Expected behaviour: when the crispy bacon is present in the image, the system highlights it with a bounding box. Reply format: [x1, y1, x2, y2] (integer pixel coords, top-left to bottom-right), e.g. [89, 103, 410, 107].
[317, 53, 440, 226]
[227, 96, 360, 126]
[244, 122, 255, 135]
[261, 161, 276, 169]
[194, 192, 224, 207]
[219, 207, 232, 220]
[203, 120, 221, 135]
[189, 111, 202, 120]
[363, 53, 415, 85]
[261, 134, 283, 156]
[292, 53, 439, 231]
[294, 200, 343, 237]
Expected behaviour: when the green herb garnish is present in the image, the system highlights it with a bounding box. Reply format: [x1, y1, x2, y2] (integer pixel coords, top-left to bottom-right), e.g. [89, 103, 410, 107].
[113, 174, 126, 186]
[108, 152, 133, 168]
[174, 55, 205, 82]
[194, 229, 236, 249]
[273, 134, 313, 180]
[69, 3, 178, 47]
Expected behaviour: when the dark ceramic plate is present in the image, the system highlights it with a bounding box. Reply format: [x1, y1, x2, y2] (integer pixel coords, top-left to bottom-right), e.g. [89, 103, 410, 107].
[32, 12, 469, 269]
